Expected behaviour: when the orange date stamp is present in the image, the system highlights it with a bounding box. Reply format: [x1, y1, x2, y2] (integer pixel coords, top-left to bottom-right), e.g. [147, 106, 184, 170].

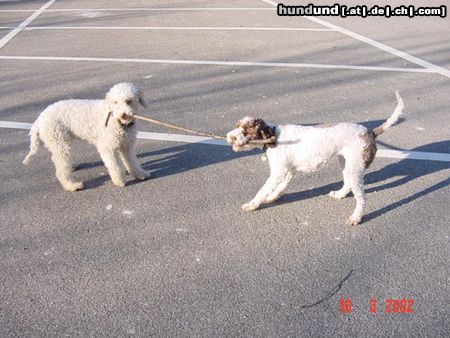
[340, 298, 414, 314]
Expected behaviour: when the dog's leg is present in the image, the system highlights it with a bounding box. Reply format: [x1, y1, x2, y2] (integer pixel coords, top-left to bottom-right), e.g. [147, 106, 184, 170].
[119, 144, 150, 180]
[346, 170, 365, 226]
[242, 169, 289, 211]
[48, 142, 83, 191]
[329, 171, 352, 199]
[329, 155, 351, 199]
[97, 146, 126, 187]
[266, 172, 293, 203]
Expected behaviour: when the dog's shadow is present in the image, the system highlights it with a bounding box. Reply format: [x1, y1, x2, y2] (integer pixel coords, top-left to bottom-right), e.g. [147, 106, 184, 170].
[76, 120, 449, 223]
[267, 140, 450, 223]
[139, 143, 257, 179]
[77, 142, 258, 189]
[78, 118, 399, 190]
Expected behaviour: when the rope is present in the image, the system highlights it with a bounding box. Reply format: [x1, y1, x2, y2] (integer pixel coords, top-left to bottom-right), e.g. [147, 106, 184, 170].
[133, 114, 276, 145]
[134, 114, 226, 140]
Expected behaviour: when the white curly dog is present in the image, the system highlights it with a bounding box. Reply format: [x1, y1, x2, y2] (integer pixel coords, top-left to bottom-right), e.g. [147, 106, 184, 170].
[23, 83, 151, 191]
[227, 92, 404, 225]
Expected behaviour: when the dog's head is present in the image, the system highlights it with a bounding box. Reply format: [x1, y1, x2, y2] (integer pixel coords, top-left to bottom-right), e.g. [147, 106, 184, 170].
[226, 117, 276, 152]
[105, 82, 147, 127]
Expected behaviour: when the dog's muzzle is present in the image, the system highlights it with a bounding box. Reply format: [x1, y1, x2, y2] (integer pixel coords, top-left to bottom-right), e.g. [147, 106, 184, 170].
[120, 120, 135, 128]
[104, 112, 135, 128]
[119, 113, 135, 126]
[226, 129, 248, 146]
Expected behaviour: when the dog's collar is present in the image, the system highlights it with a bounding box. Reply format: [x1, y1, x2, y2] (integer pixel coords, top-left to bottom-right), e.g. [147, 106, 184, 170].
[104, 111, 112, 127]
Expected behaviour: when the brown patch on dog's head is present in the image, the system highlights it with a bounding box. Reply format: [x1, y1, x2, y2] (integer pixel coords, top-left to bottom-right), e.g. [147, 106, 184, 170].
[360, 131, 377, 168]
[236, 117, 277, 147]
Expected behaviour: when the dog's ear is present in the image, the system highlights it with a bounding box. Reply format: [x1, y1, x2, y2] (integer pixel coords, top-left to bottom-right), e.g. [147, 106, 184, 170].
[138, 90, 148, 108]
[240, 117, 272, 139]
[254, 118, 275, 139]
[254, 118, 276, 147]
[241, 117, 259, 139]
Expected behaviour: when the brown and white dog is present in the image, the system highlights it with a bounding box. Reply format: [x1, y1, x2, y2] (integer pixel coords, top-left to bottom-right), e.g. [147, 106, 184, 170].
[227, 92, 404, 225]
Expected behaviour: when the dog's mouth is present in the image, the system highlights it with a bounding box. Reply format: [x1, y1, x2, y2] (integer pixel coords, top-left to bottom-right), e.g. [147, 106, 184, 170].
[228, 138, 248, 150]
[226, 130, 250, 149]
[229, 136, 271, 152]
[232, 144, 252, 152]
[119, 113, 135, 126]
[229, 137, 255, 152]
[105, 112, 135, 128]
[227, 119, 277, 152]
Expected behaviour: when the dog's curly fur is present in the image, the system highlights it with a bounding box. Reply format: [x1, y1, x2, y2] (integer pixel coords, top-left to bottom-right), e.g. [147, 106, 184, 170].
[23, 83, 150, 191]
[227, 92, 404, 225]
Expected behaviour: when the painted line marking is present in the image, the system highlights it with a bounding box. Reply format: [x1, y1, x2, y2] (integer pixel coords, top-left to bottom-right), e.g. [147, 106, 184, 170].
[0, 56, 432, 74]
[0, 26, 333, 32]
[1, 120, 449, 162]
[0, 0, 55, 49]
[0, 8, 274, 12]
[377, 149, 450, 162]
[304, 17, 450, 78]
[136, 131, 226, 145]
[0, 121, 32, 130]
[260, 0, 450, 78]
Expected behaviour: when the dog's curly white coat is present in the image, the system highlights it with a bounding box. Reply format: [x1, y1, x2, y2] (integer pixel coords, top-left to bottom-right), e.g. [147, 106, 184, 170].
[227, 92, 405, 225]
[23, 83, 150, 191]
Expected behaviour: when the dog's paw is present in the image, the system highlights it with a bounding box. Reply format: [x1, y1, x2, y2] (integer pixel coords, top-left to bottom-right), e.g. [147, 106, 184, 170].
[241, 202, 259, 212]
[112, 178, 126, 187]
[134, 170, 151, 180]
[266, 194, 279, 203]
[329, 190, 346, 199]
[346, 216, 361, 226]
[64, 181, 84, 192]
[23, 157, 31, 165]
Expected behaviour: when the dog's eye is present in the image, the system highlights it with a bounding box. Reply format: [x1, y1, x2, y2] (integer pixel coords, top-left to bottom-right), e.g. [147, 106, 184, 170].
[125, 99, 132, 105]
[112, 101, 118, 105]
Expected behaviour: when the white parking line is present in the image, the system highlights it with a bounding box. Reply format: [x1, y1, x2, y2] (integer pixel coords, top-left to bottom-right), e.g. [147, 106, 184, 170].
[0, 55, 432, 74]
[1, 120, 449, 162]
[0, 8, 274, 12]
[0, 0, 55, 49]
[377, 149, 450, 162]
[137, 131, 226, 145]
[0, 121, 32, 130]
[305, 17, 450, 79]
[0, 26, 334, 32]
[260, 0, 450, 79]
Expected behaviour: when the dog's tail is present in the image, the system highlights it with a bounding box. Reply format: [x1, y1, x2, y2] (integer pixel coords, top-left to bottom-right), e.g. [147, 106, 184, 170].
[373, 91, 404, 137]
[23, 122, 41, 165]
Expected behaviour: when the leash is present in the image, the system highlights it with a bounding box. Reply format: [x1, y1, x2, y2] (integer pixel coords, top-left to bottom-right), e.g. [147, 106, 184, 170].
[134, 114, 226, 140]
[134, 114, 276, 146]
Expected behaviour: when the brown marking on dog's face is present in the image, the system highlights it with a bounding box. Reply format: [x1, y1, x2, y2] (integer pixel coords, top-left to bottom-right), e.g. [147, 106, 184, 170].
[236, 117, 276, 147]
[360, 131, 377, 168]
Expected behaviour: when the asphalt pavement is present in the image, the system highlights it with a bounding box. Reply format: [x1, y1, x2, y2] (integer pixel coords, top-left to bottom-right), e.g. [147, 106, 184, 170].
[0, 0, 448, 336]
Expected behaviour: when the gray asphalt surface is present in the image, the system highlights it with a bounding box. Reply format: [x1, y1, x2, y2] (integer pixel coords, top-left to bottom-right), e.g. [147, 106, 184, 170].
[0, 0, 449, 336]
